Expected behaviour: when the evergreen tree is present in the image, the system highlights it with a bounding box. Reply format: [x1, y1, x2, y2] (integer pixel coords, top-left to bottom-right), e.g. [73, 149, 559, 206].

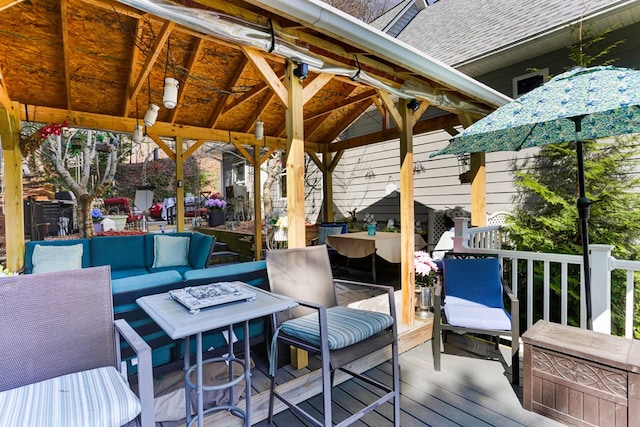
[505, 24, 640, 336]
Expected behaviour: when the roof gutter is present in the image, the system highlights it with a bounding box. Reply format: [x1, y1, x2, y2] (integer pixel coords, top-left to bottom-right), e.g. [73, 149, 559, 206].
[248, 0, 512, 108]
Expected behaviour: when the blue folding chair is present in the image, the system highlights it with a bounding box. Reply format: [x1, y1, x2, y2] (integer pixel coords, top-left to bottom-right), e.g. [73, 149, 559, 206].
[316, 223, 349, 276]
[433, 253, 520, 384]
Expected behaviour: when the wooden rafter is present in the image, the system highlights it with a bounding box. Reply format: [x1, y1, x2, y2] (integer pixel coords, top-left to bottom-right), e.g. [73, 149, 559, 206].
[377, 89, 403, 132]
[208, 56, 248, 128]
[169, 38, 204, 124]
[330, 113, 461, 152]
[304, 85, 358, 139]
[243, 91, 275, 133]
[242, 46, 288, 108]
[304, 89, 376, 121]
[127, 20, 175, 111]
[321, 101, 371, 144]
[123, 15, 145, 116]
[60, 0, 72, 110]
[0, 0, 22, 11]
[302, 73, 333, 104]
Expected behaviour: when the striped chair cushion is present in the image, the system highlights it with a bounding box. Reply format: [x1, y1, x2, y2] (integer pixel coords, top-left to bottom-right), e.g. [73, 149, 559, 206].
[0, 366, 141, 427]
[279, 305, 394, 350]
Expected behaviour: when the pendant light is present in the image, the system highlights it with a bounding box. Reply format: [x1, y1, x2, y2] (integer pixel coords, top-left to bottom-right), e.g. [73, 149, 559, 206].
[162, 38, 178, 109]
[132, 98, 143, 143]
[144, 74, 159, 127]
[255, 120, 264, 140]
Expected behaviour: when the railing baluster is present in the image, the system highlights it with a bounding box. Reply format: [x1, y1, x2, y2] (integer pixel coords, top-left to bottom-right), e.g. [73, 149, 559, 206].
[561, 263, 568, 325]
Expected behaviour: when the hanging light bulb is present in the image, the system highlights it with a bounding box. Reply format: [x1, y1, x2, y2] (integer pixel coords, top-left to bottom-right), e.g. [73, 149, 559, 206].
[255, 120, 264, 140]
[163, 77, 179, 109]
[132, 124, 144, 144]
[144, 103, 159, 127]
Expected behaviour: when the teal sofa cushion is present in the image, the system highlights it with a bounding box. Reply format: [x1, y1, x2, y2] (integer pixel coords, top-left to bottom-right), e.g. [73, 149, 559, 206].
[110, 268, 150, 280]
[112, 270, 184, 295]
[188, 232, 213, 269]
[24, 239, 91, 274]
[90, 235, 146, 272]
[151, 235, 190, 268]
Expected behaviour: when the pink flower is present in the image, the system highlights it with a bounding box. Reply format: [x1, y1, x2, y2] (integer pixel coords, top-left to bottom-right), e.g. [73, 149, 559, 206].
[414, 250, 438, 284]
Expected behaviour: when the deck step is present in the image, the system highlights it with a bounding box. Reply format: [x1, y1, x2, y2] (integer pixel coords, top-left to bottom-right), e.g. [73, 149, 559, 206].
[212, 241, 229, 252]
[208, 250, 240, 265]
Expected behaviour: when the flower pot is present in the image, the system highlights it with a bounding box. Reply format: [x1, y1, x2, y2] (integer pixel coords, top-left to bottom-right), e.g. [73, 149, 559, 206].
[106, 215, 127, 231]
[367, 224, 376, 236]
[93, 222, 102, 233]
[208, 211, 226, 227]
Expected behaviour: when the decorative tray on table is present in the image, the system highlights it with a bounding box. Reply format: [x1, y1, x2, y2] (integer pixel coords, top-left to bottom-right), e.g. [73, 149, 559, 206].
[169, 281, 256, 314]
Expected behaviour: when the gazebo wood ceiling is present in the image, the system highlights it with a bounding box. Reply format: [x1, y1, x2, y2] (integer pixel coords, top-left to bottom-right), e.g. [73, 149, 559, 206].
[0, 0, 497, 153]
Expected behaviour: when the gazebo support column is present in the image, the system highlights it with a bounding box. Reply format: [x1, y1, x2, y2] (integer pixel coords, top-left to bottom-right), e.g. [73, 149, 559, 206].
[285, 60, 305, 249]
[253, 147, 262, 260]
[322, 145, 333, 223]
[0, 102, 24, 272]
[399, 98, 416, 326]
[175, 136, 185, 231]
[470, 152, 487, 226]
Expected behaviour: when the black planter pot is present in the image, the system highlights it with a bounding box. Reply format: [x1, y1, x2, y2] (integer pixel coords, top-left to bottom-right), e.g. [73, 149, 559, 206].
[208, 211, 226, 227]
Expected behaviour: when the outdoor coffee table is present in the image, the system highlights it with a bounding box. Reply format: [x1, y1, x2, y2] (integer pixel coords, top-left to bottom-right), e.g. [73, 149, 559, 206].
[137, 282, 297, 427]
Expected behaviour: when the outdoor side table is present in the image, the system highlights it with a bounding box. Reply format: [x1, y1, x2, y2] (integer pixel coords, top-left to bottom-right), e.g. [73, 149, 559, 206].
[137, 283, 297, 427]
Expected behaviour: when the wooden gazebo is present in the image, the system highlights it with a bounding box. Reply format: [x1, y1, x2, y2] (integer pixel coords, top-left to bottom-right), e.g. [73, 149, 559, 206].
[0, 0, 510, 324]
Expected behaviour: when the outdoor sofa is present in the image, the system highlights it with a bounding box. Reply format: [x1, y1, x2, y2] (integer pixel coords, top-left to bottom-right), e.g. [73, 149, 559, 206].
[23, 232, 271, 374]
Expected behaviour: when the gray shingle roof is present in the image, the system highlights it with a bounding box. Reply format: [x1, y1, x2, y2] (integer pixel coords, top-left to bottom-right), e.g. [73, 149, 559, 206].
[376, 0, 636, 68]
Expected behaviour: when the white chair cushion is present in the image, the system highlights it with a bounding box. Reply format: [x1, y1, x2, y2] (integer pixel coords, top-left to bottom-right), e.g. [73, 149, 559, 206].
[0, 366, 141, 427]
[444, 296, 512, 330]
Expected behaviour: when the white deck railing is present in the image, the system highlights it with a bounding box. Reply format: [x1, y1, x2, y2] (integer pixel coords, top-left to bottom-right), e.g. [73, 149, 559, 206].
[455, 218, 640, 339]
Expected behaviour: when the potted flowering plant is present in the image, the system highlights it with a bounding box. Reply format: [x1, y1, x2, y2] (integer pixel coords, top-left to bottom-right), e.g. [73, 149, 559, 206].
[205, 196, 227, 227]
[363, 213, 377, 236]
[91, 208, 104, 233]
[414, 250, 439, 319]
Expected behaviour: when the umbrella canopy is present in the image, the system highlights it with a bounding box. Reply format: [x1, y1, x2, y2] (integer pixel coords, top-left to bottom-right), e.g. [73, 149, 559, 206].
[432, 66, 640, 156]
[431, 66, 640, 330]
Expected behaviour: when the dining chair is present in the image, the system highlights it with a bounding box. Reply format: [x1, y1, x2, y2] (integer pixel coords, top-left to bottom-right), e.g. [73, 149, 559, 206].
[433, 252, 520, 385]
[265, 245, 400, 426]
[315, 222, 349, 276]
[0, 266, 154, 426]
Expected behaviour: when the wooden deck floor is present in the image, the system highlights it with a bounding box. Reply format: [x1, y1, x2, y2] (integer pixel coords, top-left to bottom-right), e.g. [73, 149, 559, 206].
[166, 263, 565, 426]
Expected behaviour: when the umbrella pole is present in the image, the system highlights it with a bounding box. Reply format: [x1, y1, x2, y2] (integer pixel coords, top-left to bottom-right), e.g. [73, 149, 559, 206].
[573, 117, 593, 330]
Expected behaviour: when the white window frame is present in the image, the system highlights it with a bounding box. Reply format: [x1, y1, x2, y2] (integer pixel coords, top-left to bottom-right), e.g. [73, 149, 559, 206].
[512, 68, 548, 98]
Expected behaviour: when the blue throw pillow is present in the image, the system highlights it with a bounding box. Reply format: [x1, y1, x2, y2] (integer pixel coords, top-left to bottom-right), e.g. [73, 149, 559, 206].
[31, 243, 83, 274]
[152, 235, 190, 268]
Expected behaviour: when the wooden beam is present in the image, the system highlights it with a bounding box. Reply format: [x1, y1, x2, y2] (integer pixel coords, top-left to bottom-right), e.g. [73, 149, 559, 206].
[175, 136, 185, 232]
[60, 0, 72, 110]
[0, 101, 25, 272]
[330, 113, 461, 152]
[242, 46, 288, 108]
[302, 73, 333, 105]
[123, 15, 145, 117]
[21, 106, 294, 150]
[398, 98, 416, 327]
[0, 0, 23, 11]
[377, 90, 403, 132]
[146, 133, 176, 162]
[322, 145, 334, 223]
[183, 138, 206, 159]
[260, 146, 274, 165]
[0, 67, 12, 111]
[470, 152, 486, 227]
[253, 147, 263, 260]
[285, 60, 305, 249]
[413, 101, 430, 123]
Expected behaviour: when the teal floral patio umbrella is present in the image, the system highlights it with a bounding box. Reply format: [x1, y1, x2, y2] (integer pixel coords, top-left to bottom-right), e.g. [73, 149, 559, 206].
[431, 66, 640, 329]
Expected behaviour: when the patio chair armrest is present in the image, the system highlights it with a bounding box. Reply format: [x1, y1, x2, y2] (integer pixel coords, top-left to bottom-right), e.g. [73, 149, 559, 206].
[114, 319, 154, 427]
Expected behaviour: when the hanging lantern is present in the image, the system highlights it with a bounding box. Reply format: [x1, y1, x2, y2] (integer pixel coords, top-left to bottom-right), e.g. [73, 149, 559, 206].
[132, 125, 144, 144]
[163, 77, 179, 109]
[255, 120, 264, 140]
[144, 103, 160, 127]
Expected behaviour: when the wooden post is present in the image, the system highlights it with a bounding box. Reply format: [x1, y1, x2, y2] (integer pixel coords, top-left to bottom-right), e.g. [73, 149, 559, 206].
[470, 152, 486, 226]
[253, 147, 262, 260]
[285, 61, 305, 249]
[0, 101, 24, 272]
[175, 137, 185, 232]
[399, 98, 415, 326]
[322, 145, 333, 223]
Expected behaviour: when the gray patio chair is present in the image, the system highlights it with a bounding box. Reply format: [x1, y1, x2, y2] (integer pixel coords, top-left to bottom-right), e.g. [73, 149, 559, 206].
[0, 266, 154, 427]
[265, 245, 400, 426]
[433, 252, 520, 385]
